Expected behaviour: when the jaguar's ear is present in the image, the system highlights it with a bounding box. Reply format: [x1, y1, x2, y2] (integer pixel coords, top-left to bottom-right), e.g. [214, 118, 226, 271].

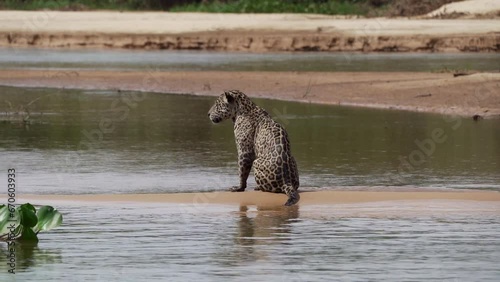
[224, 92, 234, 103]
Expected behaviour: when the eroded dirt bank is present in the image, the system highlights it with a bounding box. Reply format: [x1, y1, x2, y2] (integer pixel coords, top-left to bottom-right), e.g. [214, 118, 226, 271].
[3, 31, 499, 52]
[0, 11, 499, 52]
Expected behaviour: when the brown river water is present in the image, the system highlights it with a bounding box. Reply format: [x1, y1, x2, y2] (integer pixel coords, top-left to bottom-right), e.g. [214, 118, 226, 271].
[0, 49, 499, 281]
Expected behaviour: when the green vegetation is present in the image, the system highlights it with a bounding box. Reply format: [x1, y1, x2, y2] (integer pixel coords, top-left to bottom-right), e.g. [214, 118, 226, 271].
[0, 0, 169, 10]
[0, 0, 459, 16]
[170, 0, 368, 15]
[0, 203, 63, 243]
[0, 0, 386, 16]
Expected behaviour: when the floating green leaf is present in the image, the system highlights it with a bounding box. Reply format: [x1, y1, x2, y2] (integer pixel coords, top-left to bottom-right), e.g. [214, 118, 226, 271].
[19, 204, 38, 228]
[19, 226, 38, 243]
[13, 224, 23, 239]
[34, 206, 63, 233]
[22, 203, 36, 213]
[0, 205, 20, 236]
[1, 203, 62, 242]
[0, 205, 9, 235]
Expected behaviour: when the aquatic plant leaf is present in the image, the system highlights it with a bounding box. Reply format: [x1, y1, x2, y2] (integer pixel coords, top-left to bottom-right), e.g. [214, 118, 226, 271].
[34, 206, 63, 232]
[19, 226, 38, 243]
[19, 204, 38, 228]
[0, 205, 20, 236]
[21, 203, 36, 213]
[13, 224, 23, 238]
[0, 205, 9, 235]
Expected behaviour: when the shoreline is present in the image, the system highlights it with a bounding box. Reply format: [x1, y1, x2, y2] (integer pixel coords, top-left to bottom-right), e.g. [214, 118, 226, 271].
[1, 69, 499, 118]
[7, 190, 500, 206]
[1, 11, 499, 53]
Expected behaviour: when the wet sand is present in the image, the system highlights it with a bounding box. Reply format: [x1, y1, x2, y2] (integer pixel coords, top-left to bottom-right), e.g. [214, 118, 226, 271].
[1, 69, 499, 118]
[0, 11, 499, 52]
[9, 190, 500, 207]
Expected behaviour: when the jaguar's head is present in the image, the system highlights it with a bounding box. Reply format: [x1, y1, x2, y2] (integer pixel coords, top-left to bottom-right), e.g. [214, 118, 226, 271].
[208, 91, 238, 123]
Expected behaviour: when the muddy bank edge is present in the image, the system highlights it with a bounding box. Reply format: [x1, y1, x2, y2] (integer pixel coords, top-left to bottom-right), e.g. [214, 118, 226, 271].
[0, 11, 499, 52]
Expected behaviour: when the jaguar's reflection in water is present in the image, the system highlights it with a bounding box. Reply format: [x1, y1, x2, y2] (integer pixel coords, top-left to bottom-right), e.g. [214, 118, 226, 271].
[237, 205, 299, 245]
[216, 205, 299, 266]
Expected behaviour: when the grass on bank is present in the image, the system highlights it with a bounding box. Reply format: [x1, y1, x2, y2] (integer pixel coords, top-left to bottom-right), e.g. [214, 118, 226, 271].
[0, 0, 460, 17]
[0, 0, 131, 10]
[169, 0, 368, 15]
[1, 0, 369, 14]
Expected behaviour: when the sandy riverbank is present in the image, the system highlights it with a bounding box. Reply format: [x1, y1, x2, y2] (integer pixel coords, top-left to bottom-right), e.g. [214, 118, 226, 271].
[0, 11, 499, 52]
[1, 69, 499, 118]
[9, 190, 500, 207]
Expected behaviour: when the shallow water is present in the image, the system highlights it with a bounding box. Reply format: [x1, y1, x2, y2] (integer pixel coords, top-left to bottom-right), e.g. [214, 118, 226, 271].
[1, 44, 500, 282]
[0, 201, 499, 281]
[1, 48, 499, 72]
[0, 86, 499, 194]
[1, 85, 500, 281]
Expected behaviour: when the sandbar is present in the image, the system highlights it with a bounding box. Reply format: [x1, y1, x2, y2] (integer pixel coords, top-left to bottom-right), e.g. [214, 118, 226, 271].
[8, 190, 500, 207]
[1, 69, 498, 118]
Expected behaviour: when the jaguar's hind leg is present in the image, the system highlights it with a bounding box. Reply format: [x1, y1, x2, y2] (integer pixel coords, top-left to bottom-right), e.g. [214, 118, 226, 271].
[253, 158, 272, 192]
[283, 185, 300, 206]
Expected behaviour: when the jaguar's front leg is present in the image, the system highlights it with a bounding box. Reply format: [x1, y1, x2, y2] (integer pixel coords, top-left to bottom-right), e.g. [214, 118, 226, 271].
[230, 152, 255, 192]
